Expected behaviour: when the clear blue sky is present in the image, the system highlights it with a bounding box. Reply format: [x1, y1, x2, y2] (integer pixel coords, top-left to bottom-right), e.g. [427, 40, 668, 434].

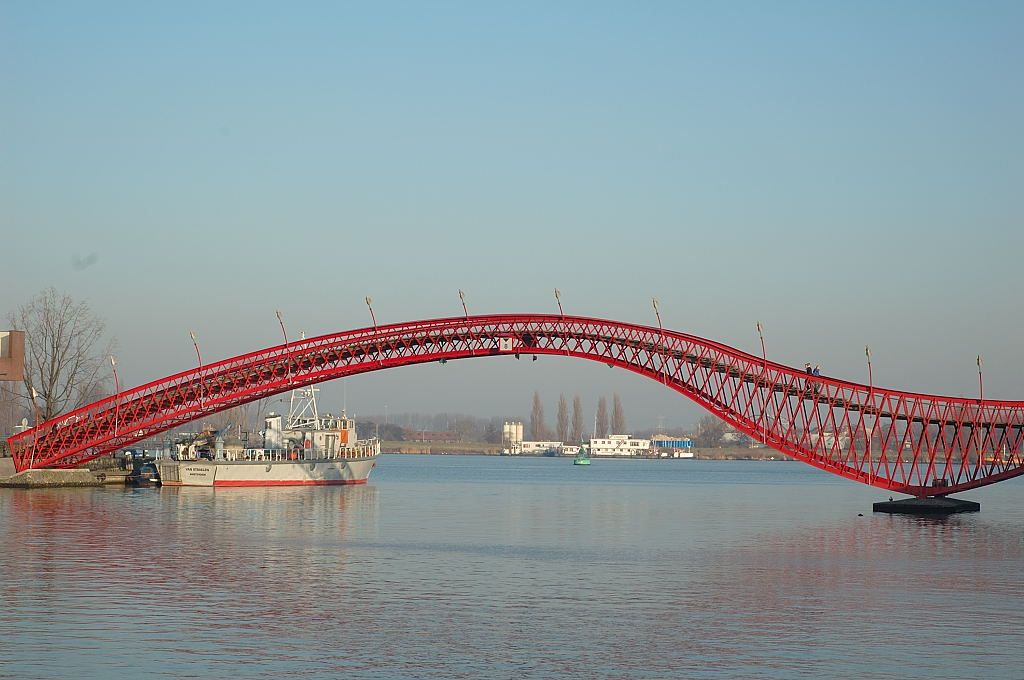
[3, 2, 1022, 429]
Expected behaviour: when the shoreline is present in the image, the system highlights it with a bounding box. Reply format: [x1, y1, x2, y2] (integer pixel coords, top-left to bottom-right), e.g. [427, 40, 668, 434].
[382, 445, 791, 461]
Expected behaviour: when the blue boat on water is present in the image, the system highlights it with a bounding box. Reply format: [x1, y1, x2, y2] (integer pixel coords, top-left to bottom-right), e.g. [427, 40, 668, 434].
[124, 452, 161, 486]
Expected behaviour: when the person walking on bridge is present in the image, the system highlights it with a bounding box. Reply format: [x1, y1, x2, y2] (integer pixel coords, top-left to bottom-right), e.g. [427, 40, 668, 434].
[811, 364, 822, 396]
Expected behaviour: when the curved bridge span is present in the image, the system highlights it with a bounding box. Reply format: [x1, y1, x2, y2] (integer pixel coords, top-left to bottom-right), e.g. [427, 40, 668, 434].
[7, 314, 1024, 496]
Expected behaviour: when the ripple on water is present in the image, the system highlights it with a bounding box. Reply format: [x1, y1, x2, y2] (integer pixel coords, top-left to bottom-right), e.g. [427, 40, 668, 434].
[1, 458, 1022, 680]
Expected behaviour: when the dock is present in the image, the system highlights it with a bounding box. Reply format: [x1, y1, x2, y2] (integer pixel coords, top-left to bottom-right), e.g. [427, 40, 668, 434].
[0, 457, 127, 488]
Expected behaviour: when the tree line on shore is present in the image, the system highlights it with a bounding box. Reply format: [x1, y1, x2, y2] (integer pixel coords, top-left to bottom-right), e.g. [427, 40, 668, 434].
[528, 391, 627, 442]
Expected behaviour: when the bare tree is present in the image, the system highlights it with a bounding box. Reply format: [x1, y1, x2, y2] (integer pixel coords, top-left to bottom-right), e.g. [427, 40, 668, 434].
[8, 288, 114, 421]
[695, 414, 727, 448]
[530, 391, 547, 440]
[556, 394, 569, 442]
[571, 395, 584, 442]
[483, 419, 502, 444]
[242, 396, 275, 432]
[454, 417, 476, 441]
[204, 404, 250, 436]
[596, 397, 609, 438]
[612, 393, 626, 434]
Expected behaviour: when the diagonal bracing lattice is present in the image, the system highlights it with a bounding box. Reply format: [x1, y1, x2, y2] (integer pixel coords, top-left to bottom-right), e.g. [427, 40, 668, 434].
[7, 314, 1024, 496]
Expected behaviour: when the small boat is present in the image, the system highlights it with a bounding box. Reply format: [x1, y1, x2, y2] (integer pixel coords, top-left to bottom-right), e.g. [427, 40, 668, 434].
[573, 445, 591, 466]
[125, 453, 161, 486]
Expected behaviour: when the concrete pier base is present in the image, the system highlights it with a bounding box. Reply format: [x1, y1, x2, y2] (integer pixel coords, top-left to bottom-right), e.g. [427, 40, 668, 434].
[873, 496, 980, 515]
[0, 457, 15, 481]
[0, 468, 102, 488]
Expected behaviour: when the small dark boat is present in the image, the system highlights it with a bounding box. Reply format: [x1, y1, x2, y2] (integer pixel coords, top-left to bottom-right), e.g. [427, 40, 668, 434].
[125, 453, 161, 487]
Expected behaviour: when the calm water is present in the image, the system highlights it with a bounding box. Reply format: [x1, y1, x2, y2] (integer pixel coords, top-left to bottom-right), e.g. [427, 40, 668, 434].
[1, 455, 1022, 680]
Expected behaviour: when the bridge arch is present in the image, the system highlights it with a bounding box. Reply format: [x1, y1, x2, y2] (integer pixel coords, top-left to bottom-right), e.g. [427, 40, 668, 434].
[7, 314, 1024, 496]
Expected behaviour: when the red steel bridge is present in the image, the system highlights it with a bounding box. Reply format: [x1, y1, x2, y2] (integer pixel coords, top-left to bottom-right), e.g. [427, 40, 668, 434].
[6, 314, 1024, 497]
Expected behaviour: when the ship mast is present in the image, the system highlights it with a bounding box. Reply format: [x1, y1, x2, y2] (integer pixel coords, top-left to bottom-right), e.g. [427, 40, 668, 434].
[287, 387, 321, 429]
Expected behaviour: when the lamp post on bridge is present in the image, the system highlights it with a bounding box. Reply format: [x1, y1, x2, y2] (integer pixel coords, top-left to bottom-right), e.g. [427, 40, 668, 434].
[190, 330, 203, 406]
[458, 290, 477, 357]
[652, 298, 667, 384]
[865, 345, 873, 483]
[28, 387, 41, 469]
[276, 310, 291, 384]
[110, 355, 120, 438]
[365, 297, 384, 367]
[365, 297, 377, 331]
[554, 289, 571, 357]
[866, 346, 873, 395]
[756, 322, 767, 446]
[189, 331, 203, 369]
[977, 355, 984, 403]
[977, 354, 985, 462]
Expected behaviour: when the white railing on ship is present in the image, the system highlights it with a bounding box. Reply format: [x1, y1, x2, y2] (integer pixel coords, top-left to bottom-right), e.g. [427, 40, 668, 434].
[228, 442, 379, 462]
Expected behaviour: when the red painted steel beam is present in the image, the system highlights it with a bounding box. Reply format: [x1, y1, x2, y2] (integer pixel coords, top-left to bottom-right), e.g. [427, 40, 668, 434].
[6, 314, 1024, 496]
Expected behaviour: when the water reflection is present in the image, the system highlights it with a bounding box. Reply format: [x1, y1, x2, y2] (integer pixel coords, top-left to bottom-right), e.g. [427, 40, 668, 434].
[1, 461, 1021, 680]
[1, 485, 381, 677]
[670, 514, 1024, 679]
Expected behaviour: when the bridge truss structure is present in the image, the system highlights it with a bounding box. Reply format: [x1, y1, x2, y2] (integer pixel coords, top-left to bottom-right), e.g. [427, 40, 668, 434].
[7, 314, 1024, 496]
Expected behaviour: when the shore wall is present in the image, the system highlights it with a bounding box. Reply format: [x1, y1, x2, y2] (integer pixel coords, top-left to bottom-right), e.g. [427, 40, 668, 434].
[0, 468, 101, 488]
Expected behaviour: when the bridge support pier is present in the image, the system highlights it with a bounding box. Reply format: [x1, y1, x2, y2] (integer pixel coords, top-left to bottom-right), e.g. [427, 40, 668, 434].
[873, 496, 980, 515]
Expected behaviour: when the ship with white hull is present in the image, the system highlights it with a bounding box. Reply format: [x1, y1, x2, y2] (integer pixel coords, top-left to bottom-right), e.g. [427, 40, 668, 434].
[159, 455, 377, 487]
[158, 387, 380, 487]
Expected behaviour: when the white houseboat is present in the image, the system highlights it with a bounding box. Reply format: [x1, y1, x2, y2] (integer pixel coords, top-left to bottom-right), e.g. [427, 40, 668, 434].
[588, 434, 652, 457]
